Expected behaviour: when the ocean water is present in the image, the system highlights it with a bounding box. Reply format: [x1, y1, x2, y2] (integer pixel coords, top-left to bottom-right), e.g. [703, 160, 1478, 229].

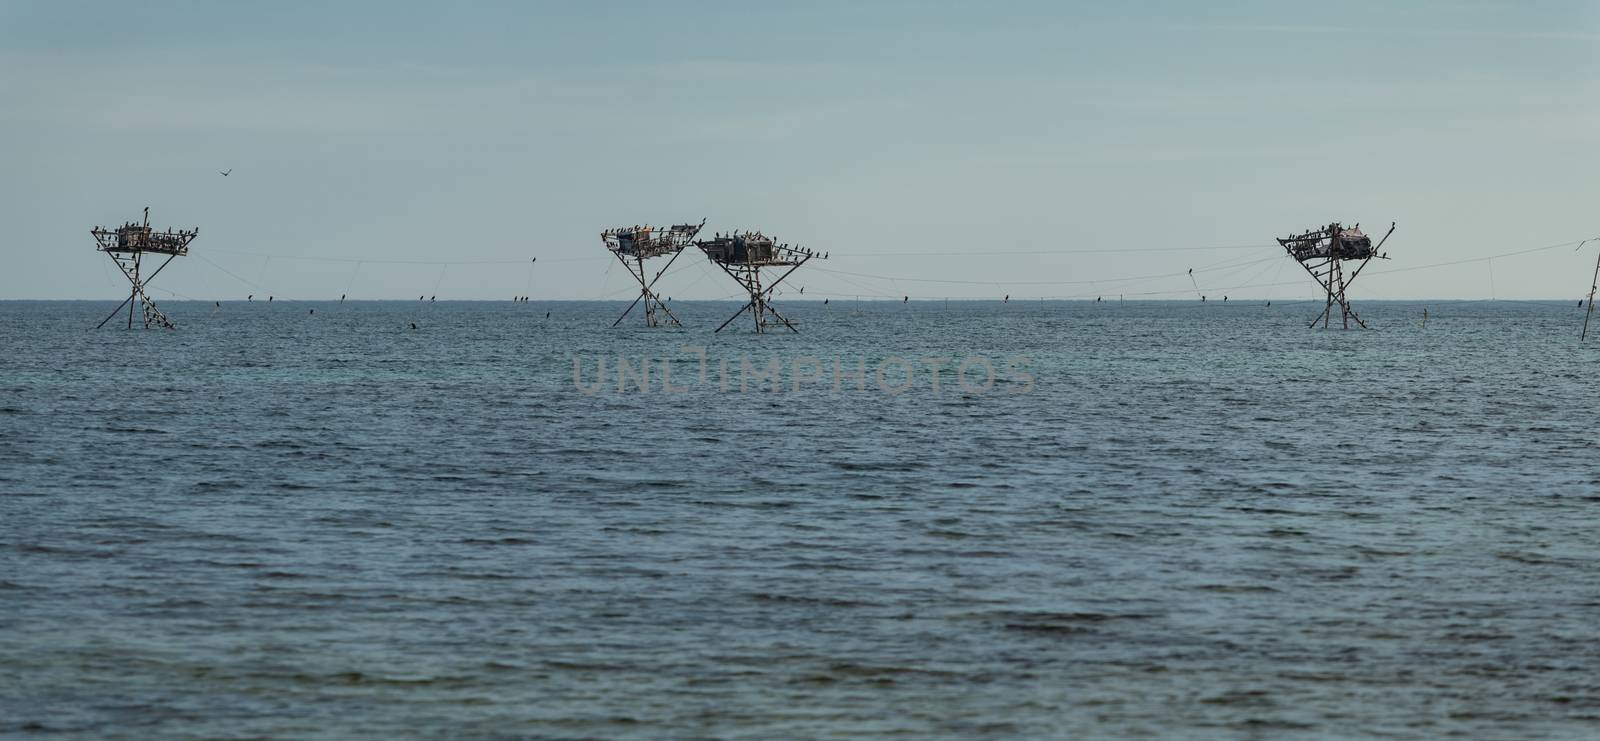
[2, 298, 1598, 738]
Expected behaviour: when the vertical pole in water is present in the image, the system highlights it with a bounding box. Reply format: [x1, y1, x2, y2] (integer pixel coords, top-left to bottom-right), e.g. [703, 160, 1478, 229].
[1321, 225, 1335, 329]
[1582, 242, 1600, 341]
[637, 255, 652, 327]
[128, 253, 140, 329]
[1325, 260, 1336, 329]
[1331, 224, 1344, 329]
[753, 266, 765, 334]
[1335, 224, 1349, 329]
[1331, 257, 1344, 331]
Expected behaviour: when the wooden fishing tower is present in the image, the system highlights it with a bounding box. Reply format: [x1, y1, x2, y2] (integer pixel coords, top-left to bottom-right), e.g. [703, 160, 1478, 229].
[90, 207, 197, 329]
[695, 230, 824, 333]
[1277, 221, 1394, 329]
[602, 219, 704, 327]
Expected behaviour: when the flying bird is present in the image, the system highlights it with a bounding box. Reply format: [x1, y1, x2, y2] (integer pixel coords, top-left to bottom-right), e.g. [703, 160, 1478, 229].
[219, 169, 232, 177]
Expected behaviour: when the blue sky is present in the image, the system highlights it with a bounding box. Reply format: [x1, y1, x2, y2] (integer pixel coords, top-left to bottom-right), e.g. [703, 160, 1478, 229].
[3, 1, 1597, 300]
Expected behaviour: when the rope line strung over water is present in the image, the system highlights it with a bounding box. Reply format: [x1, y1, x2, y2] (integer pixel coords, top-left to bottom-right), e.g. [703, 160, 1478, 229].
[196, 254, 270, 293]
[205, 239, 1277, 267]
[830, 243, 1277, 258]
[1363, 237, 1595, 278]
[594, 256, 715, 300]
[790, 233, 1600, 301]
[176, 231, 1599, 304]
[344, 261, 363, 298]
[194, 249, 548, 303]
[806, 253, 1280, 288]
[205, 246, 588, 266]
[192, 254, 313, 302]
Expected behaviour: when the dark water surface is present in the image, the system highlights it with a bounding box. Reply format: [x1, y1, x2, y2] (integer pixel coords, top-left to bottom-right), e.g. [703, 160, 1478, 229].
[3, 299, 1599, 738]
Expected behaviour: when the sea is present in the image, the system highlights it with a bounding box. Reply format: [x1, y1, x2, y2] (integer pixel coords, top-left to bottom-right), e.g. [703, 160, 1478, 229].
[2, 299, 1598, 739]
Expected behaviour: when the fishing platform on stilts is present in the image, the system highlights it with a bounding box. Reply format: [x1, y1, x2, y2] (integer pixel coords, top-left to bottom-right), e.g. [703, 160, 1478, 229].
[1277, 221, 1395, 329]
[602, 219, 704, 327]
[90, 207, 197, 329]
[695, 230, 825, 333]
